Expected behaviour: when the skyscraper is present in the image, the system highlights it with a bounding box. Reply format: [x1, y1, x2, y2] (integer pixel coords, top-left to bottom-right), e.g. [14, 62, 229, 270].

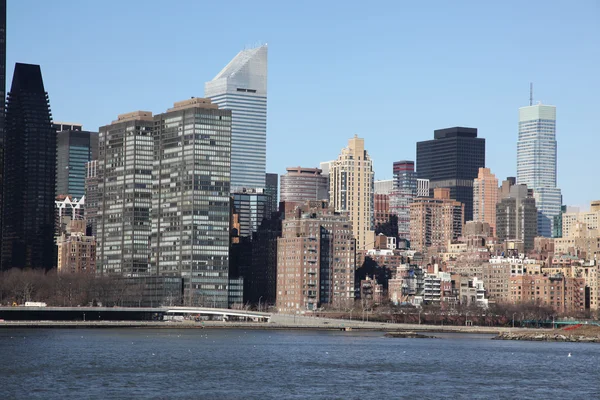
[150, 98, 231, 308]
[496, 184, 538, 251]
[329, 135, 374, 250]
[205, 45, 267, 191]
[390, 161, 416, 240]
[232, 188, 272, 238]
[473, 167, 498, 235]
[55, 125, 98, 199]
[1, 63, 56, 270]
[0, 0, 7, 253]
[416, 127, 485, 222]
[517, 103, 562, 237]
[280, 167, 329, 203]
[265, 173, 278, 212]
[97, 111, 153, 276]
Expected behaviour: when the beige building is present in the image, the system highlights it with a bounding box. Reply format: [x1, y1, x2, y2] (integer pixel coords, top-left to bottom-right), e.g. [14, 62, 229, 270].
[473, 168, 498, 234]
[329, 135, 374, 251]
[409, 188, 464, 253]
[276, 201, 355, 312]
[57, 220, 97, 274]
[509, 274, 585, 314]
[554, 222, 600, 261]
[562, 201, 600, 238]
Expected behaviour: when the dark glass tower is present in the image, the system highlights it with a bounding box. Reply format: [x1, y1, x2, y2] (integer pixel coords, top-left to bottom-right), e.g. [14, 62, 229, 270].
[416, 127, 485, 222]
[0, 1, 7, 254]
[56, 127, 98, 199]
[1, 63, 56, 270]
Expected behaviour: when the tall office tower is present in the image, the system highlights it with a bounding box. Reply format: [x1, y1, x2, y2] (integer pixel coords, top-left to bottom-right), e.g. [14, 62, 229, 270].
[409, 188, 464, 253]
[390, 161, 416, 240]
[280, 167, 329, 203]
[416, 127, 485, 222]
[97, 111, 153, 276]
[84, 161, 99, 236]
[329, 135, 374, 250]
[374, 179, 393, 195]
[150, 98, 232, 308]
[496, 184, 538, 251]
[473, 168, 498, 235]
[205, 45, 267, 191]
[1, 63, 55, 270]
[0, 1, 6, 255]
[276, 201, 355, 312]
[265, 173, 278, 212]
[517, 103, 562, 237]
[55, 124, 98, 199]
[232, 188, 272, 238]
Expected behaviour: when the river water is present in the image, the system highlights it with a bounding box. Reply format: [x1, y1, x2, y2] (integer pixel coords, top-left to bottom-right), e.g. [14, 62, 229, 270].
[0, 328, 598, 399]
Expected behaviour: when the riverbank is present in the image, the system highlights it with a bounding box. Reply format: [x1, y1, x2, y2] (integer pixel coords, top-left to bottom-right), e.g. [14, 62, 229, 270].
[494, 325, 600, 343]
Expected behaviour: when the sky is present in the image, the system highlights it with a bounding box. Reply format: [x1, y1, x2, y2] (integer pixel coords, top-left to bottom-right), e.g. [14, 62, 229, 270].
[7, 0, 600, 207]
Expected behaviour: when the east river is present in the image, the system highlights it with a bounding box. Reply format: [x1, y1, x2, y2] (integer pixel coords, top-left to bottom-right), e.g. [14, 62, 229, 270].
[0, 328, 598, 399]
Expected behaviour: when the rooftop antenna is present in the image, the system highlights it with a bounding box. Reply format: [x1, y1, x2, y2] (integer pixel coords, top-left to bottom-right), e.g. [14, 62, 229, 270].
[529, 82, 533, 106]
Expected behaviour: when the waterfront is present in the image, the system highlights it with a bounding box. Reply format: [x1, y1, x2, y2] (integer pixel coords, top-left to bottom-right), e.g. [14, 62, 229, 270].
[1, 329, 598, 399]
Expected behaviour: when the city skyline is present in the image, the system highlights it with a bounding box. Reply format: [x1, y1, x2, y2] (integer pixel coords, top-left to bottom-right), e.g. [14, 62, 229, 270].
[6, 1, 599, 208]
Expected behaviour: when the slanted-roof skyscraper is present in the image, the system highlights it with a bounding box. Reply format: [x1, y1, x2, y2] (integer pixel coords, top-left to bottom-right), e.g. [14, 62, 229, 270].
[416, 127, 485, 222]
[205, 45, 267, 191]
[1, 63, 56, 270]
[517, 103, 562, 237]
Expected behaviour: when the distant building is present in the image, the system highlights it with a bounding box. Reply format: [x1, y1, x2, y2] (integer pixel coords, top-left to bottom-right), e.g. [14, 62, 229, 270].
[473, 168, 498, 235]
[509, 274, 584, 314]
[205, 45, 267, 190]
[97, 111, 153, 276]
[517, 103, 562, 237]
[84, 161, 99, 236]
[265, 173, 278, 212]
[1, 63, 56, 271]
[496, 184, 538, 251]
[409, 188, 464, 253]
[150, 98, 231, 308]
[374, 194, 390, 228]
[55, 195, 85, 237]
[277, 201, 355, 312]
[232, 188, 272, 238]
[57, 220, 96, 274]
[389, 161, 430, 240]
[329, 135, 374, 250]
[417, 127, 485, 222]
[561, 201, 600, 238]
[280, 167, 329, 203]
[374, 179, 393, 195]
[55, 125, 98, 199]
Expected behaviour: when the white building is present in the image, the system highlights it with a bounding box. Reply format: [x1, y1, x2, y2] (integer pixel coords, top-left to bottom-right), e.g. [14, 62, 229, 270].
[517, 103, 562, 237]
[205, 45, 267, 191]
[374, 179, 393, 195]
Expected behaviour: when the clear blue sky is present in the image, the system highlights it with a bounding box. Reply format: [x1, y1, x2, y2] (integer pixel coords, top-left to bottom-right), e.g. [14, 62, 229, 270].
[7, 0, 599, 207]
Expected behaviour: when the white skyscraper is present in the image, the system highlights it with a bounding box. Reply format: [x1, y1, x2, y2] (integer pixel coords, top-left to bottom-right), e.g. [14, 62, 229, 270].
[205, 45, 267, 191]
[517, 103, 562, 237]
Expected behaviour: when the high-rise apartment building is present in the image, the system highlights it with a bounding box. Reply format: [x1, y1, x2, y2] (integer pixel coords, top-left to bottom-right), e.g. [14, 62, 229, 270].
[473, 168, 498, 235]
[265, 173, 278, 212]
[329, 135, 374, 250]
[280, 167, 329, 203]
[390, 161, 415, 240]
[409, 188, 464, 253]
[97, 111, 153, 276]
[150, 98, 231, 308]
[276, 201, 355, 312]
[84, 160, 99, 236]
[561, 201, 600, 238]
[57, 220, 96, 274]
[417, 127, 485, 222]
[495, 184, 538, 251]
[1, 63, 56, 270]
[205, 45, 267, 190]
[517, 103, 562, 237]
[374, 194, 390, 227]
[55, 125, 98, 199]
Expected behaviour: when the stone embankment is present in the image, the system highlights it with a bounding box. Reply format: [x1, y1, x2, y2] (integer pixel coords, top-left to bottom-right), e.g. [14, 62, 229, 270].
[494, 326, 600, 343]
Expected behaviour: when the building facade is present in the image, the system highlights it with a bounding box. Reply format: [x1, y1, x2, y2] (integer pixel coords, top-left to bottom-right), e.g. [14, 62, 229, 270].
[374, 193, 390, 228]
[473, 167, 498, 235]
[389, 161, 429, 241]
[374, 179, 393, 195]
[409, 188, 464, 253]
[329, 135, 374, 250]
[150, 98, 231, 308]
[517, 104, 562, 237]
[55, 126, 98, 199]
[416, 127, 485, 222]
[280, 167, 329, 203]
[84, 160, 99, 236]
[1, 63, 56, 270]
[56, 220, 96, 274]
[232, 188, 272, 238]
[495, 184, 538, 252]
[97, 111, 154, 276]
[265, 172, 278, 212]
[205, 45, 267, 190]
[276, 201, 355, 312]
[561, 201, 600, 238]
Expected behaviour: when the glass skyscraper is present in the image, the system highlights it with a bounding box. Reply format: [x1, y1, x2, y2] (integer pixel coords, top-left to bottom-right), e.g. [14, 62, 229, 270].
[205, 45, 267, 191]
[55, 125, 98, 199]
[517, 104, 562, 237]
[150, 98, 232, 308]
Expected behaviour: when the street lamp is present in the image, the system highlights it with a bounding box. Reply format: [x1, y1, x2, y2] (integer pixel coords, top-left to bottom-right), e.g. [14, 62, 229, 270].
[512, 313, 516, 329]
